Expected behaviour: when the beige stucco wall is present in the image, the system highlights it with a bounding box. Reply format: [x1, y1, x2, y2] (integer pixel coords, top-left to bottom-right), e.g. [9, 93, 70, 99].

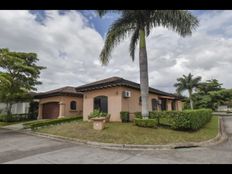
[62, 96, 83, 116]
[38, 95, 83, 119]
[120, 87, 160, 120]
[83, 87, 122, 122]
[120, 87, 183, 119]
[82, 86, 183, 122]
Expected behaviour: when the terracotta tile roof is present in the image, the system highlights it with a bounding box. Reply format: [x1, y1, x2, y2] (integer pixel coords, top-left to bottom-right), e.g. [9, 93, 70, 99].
[75, 76, 182, 99]
[34, 86, 83, 99]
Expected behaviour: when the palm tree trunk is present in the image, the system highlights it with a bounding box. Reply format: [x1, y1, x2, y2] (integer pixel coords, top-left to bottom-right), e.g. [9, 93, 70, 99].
[188, 89, 193, 109]
[139, 28, 149, 118]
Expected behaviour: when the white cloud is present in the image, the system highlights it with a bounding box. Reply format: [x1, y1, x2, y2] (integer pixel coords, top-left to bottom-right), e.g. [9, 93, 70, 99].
[0, 10, 104, 91]
[0, 10, 232, 95]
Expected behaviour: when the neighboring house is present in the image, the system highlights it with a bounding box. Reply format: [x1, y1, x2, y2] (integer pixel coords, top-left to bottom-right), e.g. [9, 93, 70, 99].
[34, 77, 183, 122]
[0, 102, 30, 115]
[217, 105, 232, 112]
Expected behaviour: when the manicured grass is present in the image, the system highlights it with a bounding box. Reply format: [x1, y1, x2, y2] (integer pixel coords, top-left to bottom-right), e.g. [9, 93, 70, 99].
[37, 116, 219, 145]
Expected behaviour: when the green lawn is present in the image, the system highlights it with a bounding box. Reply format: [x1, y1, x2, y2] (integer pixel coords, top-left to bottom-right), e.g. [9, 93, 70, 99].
[37, 116, 219, 145]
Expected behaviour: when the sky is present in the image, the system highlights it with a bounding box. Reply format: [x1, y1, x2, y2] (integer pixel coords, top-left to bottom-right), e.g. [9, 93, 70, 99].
[0, 10, 232, 94]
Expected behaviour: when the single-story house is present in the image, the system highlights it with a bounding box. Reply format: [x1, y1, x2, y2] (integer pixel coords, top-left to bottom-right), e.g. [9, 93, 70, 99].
[217, 105, 232, 112]
[0, 92, 38, 116]
[0, 102, 30, 115]
[34, 77, 183, 121]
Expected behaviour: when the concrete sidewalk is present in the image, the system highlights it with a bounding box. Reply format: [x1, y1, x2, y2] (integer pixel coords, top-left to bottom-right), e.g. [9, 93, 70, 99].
[3, 123, 24, 131]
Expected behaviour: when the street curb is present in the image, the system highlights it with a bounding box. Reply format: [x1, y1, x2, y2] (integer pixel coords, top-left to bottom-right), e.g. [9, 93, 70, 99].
[13, 116, 227, 151]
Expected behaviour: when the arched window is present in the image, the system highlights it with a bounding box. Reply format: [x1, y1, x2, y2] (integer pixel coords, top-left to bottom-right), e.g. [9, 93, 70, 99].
[94, 96, 108, 113]
[70, 101, 77, 110]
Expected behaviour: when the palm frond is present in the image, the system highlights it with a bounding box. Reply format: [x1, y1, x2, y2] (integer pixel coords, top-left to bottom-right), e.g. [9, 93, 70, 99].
[100, 14, 136, 65]
[151, 10, 199, 37]
[129, 28, 139, 61]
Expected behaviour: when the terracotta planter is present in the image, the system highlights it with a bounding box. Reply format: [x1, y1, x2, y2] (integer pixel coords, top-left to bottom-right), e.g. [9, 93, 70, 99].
[91, 117, 106, 130]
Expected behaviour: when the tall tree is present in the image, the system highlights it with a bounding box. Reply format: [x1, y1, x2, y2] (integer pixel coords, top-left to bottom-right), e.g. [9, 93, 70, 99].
[97, 10, 199, 118]
[192, 79, 225, 110]
[209, 89, 232, 110]
[0, 48, 45, 115]
[196, 79, 223, 95]
[174, 73, 201, 109]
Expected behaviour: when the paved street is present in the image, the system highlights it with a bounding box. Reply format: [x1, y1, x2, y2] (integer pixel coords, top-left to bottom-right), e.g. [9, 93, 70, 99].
[1, 117, 232, 164]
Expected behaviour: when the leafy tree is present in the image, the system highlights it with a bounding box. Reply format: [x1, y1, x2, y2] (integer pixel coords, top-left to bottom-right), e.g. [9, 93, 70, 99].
[174, 73, 201, 109]
[209, 89, 232, 110]
[97, 10, 199, 118]
[196, 79, 223, 95]
[191, 79, 223, 109]
[0, 48, 45, 115]
[191, 93, 212, 109]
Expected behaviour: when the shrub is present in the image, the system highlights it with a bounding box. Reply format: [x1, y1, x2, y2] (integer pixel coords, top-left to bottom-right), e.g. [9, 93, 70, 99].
[150, 111, 180, 126]
[134, 118, 158, 128]
[120, 111, 129, 122]
[149, 109, 212, 131]
[134, 112, 154, 119]
[0, 114, 11, 122]
[134, 112, 142, 119]
[0, 113, 33, 122]
[23, 116, 82, 130]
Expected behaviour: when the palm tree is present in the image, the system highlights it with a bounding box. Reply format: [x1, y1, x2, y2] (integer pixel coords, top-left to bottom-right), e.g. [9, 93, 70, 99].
[97, 10, 199, 118]
[174, 73, 201, 109]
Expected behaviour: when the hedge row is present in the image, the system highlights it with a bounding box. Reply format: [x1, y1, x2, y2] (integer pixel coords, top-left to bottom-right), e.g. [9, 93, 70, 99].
[0, 114, 34, 122]
[134, 118, 158, 128]
[134, 109, 212, 130]
[23, 116, 82, 130]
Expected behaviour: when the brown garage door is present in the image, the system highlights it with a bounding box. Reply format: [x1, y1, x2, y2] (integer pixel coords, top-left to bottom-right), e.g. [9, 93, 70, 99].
[42, 102, 59, 119]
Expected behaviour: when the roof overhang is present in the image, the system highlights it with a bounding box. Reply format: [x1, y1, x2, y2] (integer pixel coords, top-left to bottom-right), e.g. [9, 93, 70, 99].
[34, 92, 83, 99]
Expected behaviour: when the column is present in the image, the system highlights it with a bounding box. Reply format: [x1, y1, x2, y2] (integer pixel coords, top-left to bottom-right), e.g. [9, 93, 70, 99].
[58, 102, 65, 118]
[38, 104, 43, 120]
[167, 100, 172, 111]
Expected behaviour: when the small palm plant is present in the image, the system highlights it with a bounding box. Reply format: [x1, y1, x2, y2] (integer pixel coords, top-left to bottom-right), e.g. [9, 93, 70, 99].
[174, 73, 202, 109]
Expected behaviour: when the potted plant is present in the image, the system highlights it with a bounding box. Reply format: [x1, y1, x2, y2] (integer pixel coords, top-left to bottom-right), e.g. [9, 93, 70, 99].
[89, 109, 108, 130]
[100, 112, 111, 123]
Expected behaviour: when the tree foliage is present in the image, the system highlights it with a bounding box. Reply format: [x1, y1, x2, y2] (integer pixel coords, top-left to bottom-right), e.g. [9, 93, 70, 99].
[182, 78, 231, 110]
[196, 79, 223, 95]
[174, 73, 201, 109]
[0, 48, 46, 115]
[97, 10, 199, 65]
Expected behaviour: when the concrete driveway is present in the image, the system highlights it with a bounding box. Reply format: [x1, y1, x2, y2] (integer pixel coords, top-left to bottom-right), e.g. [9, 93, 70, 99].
[1, 117, 232, 164]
